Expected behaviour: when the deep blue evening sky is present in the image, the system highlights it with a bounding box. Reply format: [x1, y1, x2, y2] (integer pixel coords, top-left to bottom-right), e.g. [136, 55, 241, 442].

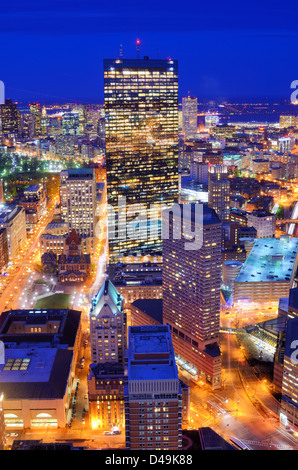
[1, 0, 298, 103]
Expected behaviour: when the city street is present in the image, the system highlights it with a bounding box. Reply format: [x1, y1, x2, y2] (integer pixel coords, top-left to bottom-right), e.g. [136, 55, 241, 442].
[188, 333, 298, 450]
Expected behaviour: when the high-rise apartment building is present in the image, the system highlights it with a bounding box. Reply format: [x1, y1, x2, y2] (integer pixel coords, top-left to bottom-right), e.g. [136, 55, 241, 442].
[162, 203, 222, 389]
[190, 161, 209, 184]
[0, 99, 19, 134]
[29, 102, 42, 136]
[104, 57, 179, 260]
[40, 107, 49, 135]
[125, 325, 182, 450]
[182, 96, 198, 140]
[60, 168, 97, 254]
[20, 113, 35, 138]
[72, 104, 88, 135]
[90, 279, 126, 366]
[208, 164, 230, 222]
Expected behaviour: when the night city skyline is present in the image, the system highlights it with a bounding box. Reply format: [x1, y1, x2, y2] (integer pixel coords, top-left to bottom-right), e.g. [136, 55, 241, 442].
[1, 0, 298, 458]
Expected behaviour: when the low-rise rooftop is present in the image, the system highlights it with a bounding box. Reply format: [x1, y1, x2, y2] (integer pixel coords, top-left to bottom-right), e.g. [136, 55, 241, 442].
[235, 236, 298, 284]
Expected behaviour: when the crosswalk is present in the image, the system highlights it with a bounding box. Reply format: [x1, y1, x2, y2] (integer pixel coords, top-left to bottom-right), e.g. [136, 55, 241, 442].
[240, 439, 295, 450]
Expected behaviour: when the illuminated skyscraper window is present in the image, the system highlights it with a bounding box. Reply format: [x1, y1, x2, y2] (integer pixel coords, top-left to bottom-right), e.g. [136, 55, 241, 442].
[104, 57, 179, 261]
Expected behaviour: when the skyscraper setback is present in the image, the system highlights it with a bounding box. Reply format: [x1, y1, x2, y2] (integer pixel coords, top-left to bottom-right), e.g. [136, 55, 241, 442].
[104, 57, 179, 260]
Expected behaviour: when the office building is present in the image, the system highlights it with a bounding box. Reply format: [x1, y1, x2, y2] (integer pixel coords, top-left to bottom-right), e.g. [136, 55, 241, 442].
[208, 164, 230, 222]
[104, 57, 179, 260]
[230, 208, 248, 227]
[247, 210, 276, 238]
[0, 99, 19, 134]
[251, 158, 270, 174]
[40, 218, 68, 258]
[29, 103, 42, 136]
[107, 262, 162, 312]
[190, 161, 209, 184]
[0, 308, 82, 429]
[162, 203, 222, 389]
[0, 204, 27, 260]
[60, 168, 97, 254]
[89, 280, 126, 431]
[273, 288, 298, 392]
[90, 279, 126, 366]
[280, 317, 298, 431]
[40, 107, 49, 135]
[62, 112, 80, 135]
[0, 228, 9, 273]
[125, 325, 182, 450]
[72, 104, 87, 135]
[18, 184, 47, 225]
[87, 362, 125, 431]
[182, 96, 198, 140]
[19, 113, 35, 138]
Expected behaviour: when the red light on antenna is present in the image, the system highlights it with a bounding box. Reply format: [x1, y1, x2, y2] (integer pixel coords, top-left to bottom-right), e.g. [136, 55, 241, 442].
[136, 39, 140, 45]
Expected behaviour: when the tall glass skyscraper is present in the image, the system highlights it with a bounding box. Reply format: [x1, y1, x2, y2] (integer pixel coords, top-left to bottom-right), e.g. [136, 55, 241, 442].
[104, 57, 179, 261]
[182, 96, 198, 140]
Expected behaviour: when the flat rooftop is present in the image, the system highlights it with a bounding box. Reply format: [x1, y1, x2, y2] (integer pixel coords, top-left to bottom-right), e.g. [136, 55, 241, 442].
[61, 168, 94, 179]
[128, 325, 178, 381]
[0, 346, 73, 399]
[0, 309, 81, 348]
[235, 236, 298, 284]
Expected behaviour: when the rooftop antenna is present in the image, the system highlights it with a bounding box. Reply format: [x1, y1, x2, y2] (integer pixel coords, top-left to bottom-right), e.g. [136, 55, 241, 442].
[120, 44, 123, 59]
[136, 38, 140, 59]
